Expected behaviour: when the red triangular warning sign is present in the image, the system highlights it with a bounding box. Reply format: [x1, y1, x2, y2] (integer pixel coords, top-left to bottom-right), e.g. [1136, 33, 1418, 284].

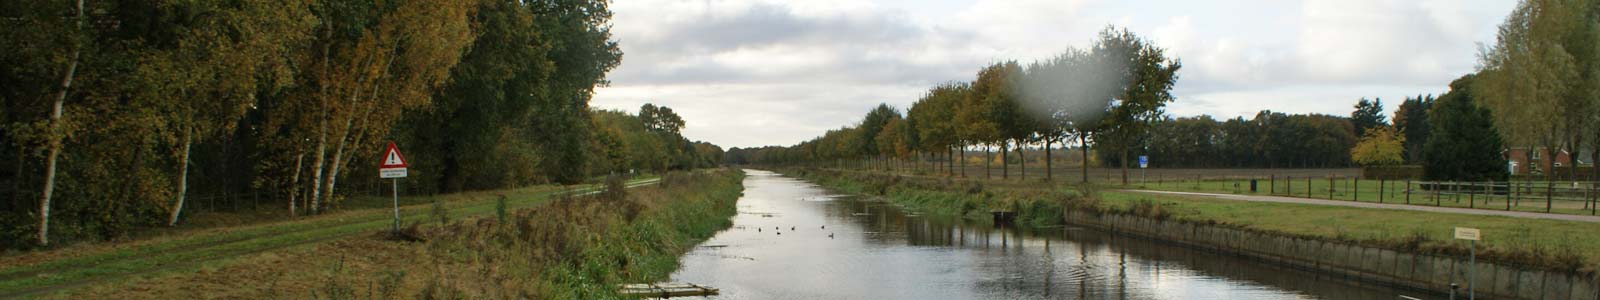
[380, 142, 407, 168]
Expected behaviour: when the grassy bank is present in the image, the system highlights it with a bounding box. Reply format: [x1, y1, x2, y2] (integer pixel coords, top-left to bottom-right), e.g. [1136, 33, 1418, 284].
[42, 169, 744, 299]
[788, 168, 1600, 274]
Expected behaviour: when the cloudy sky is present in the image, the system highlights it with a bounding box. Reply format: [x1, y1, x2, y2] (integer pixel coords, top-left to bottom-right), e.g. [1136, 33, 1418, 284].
[591, 0, 1519, 149]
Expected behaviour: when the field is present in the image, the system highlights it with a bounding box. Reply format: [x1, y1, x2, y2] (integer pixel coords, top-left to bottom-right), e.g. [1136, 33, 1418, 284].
[812, 162, 1600, 216]
[1138, 176, 1600, 215]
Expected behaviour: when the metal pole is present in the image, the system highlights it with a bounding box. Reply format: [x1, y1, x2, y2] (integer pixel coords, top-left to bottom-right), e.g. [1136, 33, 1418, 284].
[392, 178, 400, 233]
[1469, 239, 1476, 300]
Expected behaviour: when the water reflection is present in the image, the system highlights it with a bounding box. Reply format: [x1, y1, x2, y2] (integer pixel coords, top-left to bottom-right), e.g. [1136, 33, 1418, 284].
[670, 170, 1423, 300]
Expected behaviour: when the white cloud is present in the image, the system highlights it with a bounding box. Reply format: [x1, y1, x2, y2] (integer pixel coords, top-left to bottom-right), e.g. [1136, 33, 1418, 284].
[594, 0, 1519, 148]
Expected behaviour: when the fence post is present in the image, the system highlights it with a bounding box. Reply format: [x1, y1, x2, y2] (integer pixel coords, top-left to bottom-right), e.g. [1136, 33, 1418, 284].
[1507, 180, 1514, 211]
[1434, 181, 1441, 206]
[1379, 178, 1384, 203]
[1405, 180, 1411, 204]
[1354, 177, 1359, 202]
[1328, 175, 1334, 199]
[1469, 181, 1476, 208]
[1271, 175, 1276, 194]
[1307, 176, 1312, 198]
[1287, 176, 1292, 196]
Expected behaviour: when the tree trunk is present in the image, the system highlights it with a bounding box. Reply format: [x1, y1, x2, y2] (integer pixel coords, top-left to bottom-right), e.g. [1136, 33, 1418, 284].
[1079, 134, 1090, 183]
[984, 144, 992, 179]
[289, 153, 304, 216]
[947, 146, 954, 177]
[322, 123, 354, 207]
[1001, 141, 1009, 179]
[168, 128, 194, 226]
[959, 145, 967, 178]
[1045, 136, 1053, 181]
[38, 0, 85, 245]
[1121, 148, 1130, 185]
[308, 129, 328, 214]
[1018, 139, 1027, 180]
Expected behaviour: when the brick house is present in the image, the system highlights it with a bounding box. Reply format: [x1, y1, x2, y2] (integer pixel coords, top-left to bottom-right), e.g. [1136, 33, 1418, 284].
[1504, 147, 1576, 176]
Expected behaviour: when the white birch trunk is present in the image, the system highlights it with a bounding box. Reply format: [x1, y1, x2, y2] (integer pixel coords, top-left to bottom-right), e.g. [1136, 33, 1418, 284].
[167, 128, 193, 226]
[309, 129, 328, 214]
[38, 0, 85, 246]
[289, 153, 303, 216]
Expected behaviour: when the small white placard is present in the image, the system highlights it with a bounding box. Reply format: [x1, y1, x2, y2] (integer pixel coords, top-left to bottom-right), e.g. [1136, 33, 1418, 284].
[380, 168, 408, 178]
[1453, 227, 1481, 241]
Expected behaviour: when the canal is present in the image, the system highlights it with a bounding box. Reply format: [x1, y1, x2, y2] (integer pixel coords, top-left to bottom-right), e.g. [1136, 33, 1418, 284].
[670, 169, 1428, 299]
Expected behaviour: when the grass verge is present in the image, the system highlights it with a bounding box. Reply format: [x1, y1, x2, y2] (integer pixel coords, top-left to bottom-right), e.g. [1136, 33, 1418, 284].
[0, 177, 660, 298]
[788, 167, 1600, 274]
[44, 169, 744, 299]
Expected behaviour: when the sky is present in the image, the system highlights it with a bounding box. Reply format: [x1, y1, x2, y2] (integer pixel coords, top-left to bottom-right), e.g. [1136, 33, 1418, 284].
[591, 0, 1520, 149]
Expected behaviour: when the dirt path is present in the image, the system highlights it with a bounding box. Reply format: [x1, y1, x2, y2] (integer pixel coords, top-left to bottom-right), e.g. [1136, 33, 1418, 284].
[1125, 189, 1600, 223]
[0, 178, 661, 299]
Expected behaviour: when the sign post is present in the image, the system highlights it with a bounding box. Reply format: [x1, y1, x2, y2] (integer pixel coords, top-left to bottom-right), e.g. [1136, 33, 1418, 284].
[1138, 155, 1149, 184]
[380, 142, 408, 233]
[1454, 227, 1480, 300]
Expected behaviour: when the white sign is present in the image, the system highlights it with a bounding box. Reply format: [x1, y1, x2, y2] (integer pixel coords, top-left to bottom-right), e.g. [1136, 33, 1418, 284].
[1454, 227, 1481, 241]
[379, 142, 408, 178]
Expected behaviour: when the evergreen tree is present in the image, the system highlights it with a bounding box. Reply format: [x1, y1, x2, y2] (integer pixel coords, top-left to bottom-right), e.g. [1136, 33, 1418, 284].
[1423, 75, 1508, 181]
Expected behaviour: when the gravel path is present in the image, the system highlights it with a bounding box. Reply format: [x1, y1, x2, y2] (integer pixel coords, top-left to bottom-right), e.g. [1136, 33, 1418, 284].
[1125, 189, 1600, 223]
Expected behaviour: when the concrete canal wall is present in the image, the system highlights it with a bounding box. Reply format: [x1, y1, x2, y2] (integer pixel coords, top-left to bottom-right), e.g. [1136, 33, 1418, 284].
[1062, 211, 1600, 300]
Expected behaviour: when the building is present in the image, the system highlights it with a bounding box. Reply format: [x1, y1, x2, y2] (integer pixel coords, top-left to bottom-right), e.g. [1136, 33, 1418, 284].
[1504, 147, 1587, 176]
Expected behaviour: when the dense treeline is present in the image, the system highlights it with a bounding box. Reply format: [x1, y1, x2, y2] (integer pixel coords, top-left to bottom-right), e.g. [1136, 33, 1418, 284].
[0, 0, 716, 248]
[1139, 112, 1355, 168]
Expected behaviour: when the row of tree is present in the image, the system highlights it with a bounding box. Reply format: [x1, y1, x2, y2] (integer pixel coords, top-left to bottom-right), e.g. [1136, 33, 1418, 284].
[726, 26, 1182, 183]
[1473, 0, 1600, 179]
[0, 0, 716, 248]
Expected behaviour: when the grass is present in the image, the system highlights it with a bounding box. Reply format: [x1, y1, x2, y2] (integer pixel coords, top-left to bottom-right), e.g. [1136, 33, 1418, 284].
[1137, 176, 1600, 216]
[38, 169, 746, 300]
[789, 167, 1600, 274]
[1097, 191, 1600, 273]
[0, 176, 661, 298]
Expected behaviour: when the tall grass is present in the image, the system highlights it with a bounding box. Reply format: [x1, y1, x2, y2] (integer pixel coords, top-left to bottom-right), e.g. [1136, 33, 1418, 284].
[312, 169, 744, 299]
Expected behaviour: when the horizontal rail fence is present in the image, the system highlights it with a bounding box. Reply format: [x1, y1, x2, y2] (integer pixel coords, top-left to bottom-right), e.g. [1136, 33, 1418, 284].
[1159, 174, 1599, 216]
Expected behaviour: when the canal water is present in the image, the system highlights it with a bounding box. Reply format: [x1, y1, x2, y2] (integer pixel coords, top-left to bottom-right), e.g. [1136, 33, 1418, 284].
[670, 170, 1426, 300]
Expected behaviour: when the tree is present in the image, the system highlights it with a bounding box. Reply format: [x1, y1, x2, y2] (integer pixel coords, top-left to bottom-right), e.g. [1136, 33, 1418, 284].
[32, 0, 87, 246]
[1424, 74, 1509, 181]
[1096, 26, 1181, 185]
[640, 103, 685, 135]
[1351, 97, 1386, 137]
[639, 103, 685, 135]
[909, 83, 964, 176]
[858, 103, 901, 167]
[138, 0, 316, 226]
[1393, 95, 1434, 163]
[1477, 0, 1593, 211]
[1350, 126, 1404, 166]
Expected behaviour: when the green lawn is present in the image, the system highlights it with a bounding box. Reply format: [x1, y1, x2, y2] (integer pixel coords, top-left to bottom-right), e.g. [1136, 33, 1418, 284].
[1133, 177, 1600, 216]
[1098, 190, 1600, 270]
